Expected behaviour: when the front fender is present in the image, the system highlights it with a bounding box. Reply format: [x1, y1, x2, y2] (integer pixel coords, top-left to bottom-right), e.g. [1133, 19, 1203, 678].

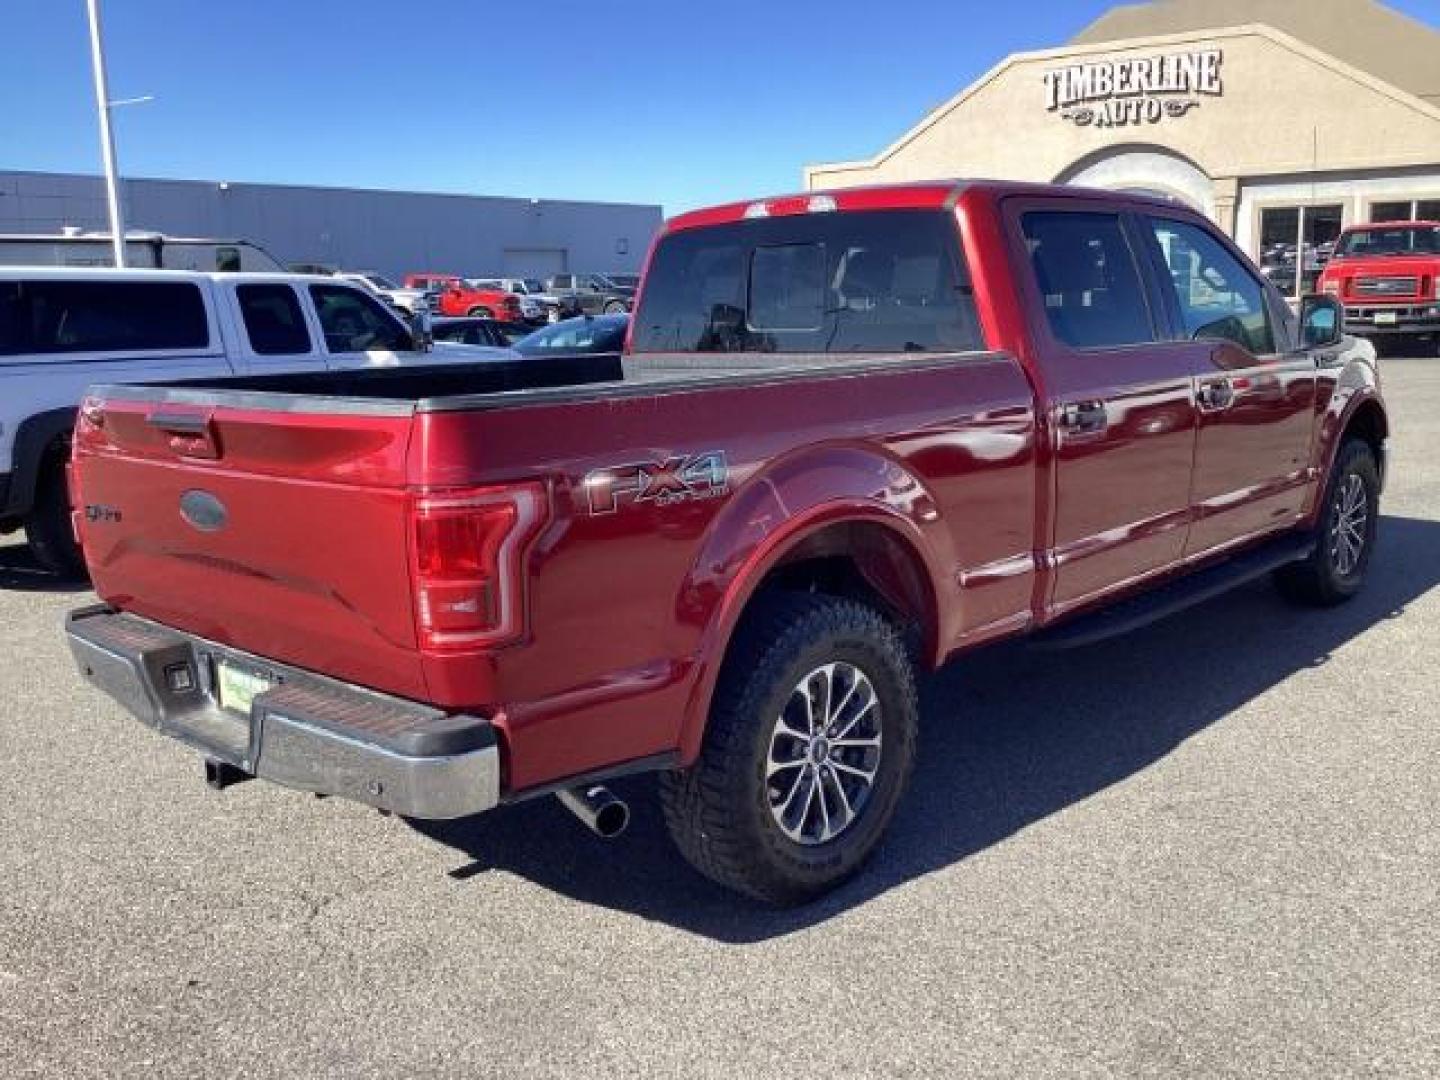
[1305, 353, 1387, 524]
[672, 443, 955, 766]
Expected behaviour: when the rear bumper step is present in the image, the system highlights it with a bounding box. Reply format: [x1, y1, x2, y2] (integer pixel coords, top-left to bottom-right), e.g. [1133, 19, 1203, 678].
[66, 606, 500, 819]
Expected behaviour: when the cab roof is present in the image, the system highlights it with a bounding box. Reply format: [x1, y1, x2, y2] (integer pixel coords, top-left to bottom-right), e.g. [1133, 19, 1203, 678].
[663, 180, 1185, 233]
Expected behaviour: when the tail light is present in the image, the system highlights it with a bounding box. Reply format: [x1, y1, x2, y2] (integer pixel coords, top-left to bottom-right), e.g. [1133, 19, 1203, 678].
[409, 484, 547, 650]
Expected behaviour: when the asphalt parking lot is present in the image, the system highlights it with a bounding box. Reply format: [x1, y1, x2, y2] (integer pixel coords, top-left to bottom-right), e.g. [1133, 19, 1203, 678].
[2, 357, 1437, 1079]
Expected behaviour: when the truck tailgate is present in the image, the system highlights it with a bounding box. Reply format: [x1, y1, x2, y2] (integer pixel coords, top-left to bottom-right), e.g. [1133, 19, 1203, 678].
[73, 393, 429, 701]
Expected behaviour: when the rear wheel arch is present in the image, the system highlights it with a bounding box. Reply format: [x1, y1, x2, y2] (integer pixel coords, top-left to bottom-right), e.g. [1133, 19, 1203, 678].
[677, 508, 944, 768]
[7, 408, 78, 518]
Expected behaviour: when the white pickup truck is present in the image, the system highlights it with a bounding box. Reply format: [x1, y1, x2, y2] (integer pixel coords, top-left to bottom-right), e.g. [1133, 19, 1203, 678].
[0, 268, 512, 576]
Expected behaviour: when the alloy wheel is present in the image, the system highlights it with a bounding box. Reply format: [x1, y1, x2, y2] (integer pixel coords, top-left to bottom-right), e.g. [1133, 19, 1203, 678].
[765, 662, 883, 846]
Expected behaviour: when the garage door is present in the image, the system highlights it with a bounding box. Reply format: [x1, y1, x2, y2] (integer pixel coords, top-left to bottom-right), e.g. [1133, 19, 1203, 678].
[502, 248, 567, 278]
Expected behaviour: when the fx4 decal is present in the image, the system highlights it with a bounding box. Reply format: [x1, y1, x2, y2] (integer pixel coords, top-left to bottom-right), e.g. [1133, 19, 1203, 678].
[585, 452, 729, 515]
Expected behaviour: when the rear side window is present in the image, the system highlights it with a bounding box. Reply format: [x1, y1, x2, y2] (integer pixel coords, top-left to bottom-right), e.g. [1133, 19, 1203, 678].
[0, 280, 209, 357]
[632, 209, 983, 354]
[237, 284, 311, 355]
[1022, 212, 1154, 349]
[309, 284, 411, 353]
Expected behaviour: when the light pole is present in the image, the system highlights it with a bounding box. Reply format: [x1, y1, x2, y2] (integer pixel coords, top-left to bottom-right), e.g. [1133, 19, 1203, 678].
[84, 0, 126, 267]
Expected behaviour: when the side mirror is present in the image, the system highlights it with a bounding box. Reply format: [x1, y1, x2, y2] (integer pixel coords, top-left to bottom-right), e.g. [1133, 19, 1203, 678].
[410, 304, 433, 352]
[1299, 294, 1343, 349]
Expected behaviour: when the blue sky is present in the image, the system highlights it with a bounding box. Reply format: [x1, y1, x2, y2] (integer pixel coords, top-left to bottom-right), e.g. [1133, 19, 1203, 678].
[1, 0, 1437, 213]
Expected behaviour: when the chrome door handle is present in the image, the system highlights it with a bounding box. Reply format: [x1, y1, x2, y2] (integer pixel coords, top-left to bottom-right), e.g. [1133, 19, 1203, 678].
[1196, 380, 1234, 411]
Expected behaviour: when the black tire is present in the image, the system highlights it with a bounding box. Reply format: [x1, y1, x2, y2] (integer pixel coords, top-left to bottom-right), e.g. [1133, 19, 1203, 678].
[660, 591, 918, 905]
[1274, 438, 1379, 606]
[25, 449, 87, 580]
[466, 306, 494, 318]
[603, 300, 627, 315]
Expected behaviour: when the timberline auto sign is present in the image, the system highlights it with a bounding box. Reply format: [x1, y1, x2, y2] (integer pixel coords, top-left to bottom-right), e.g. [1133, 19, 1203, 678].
[1044, 49, 1223, 128]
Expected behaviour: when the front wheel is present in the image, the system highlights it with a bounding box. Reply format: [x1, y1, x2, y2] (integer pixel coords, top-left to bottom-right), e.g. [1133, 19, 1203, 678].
[660, 592, 917, 905]
[1274, 438, 1379, 606]
[466, 306, 494, 318]
[603, 300, 627, 315]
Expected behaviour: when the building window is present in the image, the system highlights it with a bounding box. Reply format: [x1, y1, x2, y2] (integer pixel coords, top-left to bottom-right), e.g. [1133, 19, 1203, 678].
[1369, 199, 1440, 223]
[1258, 205, 1343, 300]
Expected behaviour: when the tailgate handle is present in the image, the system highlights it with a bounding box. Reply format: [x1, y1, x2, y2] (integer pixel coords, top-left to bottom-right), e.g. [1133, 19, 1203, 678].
[148, 410, 221, 460]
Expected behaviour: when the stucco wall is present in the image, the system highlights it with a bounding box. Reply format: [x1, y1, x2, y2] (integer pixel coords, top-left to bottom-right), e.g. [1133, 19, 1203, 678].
[805, 26, 1440, 197]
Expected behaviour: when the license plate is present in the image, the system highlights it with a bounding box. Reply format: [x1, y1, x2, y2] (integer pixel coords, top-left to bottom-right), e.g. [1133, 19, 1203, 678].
[1374, 311, 1399, 325]
[216, 661, 273, 716]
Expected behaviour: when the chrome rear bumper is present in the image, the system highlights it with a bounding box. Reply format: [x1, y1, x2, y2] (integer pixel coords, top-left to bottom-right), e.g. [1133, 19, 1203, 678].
[67, 606, 500, 819]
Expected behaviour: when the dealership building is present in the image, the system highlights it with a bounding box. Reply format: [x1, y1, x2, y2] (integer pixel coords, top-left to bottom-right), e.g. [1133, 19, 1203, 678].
[806, 0, 1440, 298]
[0, 169, 662, 281]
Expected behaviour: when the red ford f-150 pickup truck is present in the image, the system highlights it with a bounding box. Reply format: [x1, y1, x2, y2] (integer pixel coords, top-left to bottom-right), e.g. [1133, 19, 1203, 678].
[1317, 220, 1440, 354]
[66, 182, 1386, 904]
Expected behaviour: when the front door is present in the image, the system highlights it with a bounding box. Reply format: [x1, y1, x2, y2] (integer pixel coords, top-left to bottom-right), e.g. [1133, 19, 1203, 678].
[1140, 216, 1318, 557]
[306, 283, 417, 369]
[1014, 204, 1200, 618]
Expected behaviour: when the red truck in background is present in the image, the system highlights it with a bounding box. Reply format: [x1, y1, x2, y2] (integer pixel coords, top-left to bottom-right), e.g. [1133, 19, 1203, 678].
[66, 181, 1386, 905]
[1317, 220, 1440, 354]
[401, 273, 528, 322]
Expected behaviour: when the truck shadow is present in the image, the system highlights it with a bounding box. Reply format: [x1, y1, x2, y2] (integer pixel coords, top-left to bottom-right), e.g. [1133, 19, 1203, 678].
[0, 539, 89, 593]
[412, 514, 1440, 942]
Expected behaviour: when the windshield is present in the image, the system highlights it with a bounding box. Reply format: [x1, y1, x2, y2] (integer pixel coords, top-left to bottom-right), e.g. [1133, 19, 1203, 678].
[607, 274, 640, 289]
[523, 278, 545, 294]
[364, 275, 399, 290]
[1336, 226, 1440, 258]
[516, 315, 629, 355]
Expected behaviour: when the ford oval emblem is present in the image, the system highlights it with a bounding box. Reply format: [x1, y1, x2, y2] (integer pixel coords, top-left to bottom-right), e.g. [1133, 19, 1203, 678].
[179, 489, 228, 532]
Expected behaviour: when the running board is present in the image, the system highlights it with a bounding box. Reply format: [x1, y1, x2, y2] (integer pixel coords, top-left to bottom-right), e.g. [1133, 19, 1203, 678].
[1030, 534, 1315, 651]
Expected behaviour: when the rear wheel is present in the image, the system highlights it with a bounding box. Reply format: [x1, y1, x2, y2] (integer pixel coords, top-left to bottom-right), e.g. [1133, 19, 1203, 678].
[25, 448, 86, 580]
[1274, 438, 1379, 606]
[603, 300, 627, 315]
[660, 592, 917, 905]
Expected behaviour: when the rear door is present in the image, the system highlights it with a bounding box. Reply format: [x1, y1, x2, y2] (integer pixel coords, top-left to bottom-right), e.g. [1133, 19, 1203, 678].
[1009, 201, 1200, 618]
[226, 282, 328, 374]
[306, 282, 417, 368]
[1138, 214, 1317, 557]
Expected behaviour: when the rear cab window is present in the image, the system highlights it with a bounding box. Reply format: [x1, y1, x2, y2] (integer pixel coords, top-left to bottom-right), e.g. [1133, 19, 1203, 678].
[0, 279, 212, 359]
[237, 284, 313, 355]
[631, 209, 984, 355]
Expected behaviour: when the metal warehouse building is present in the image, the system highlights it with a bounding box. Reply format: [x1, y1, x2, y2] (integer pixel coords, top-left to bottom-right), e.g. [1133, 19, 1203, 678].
[806, 0, 1440, 302]
[0, 169, 662, 281]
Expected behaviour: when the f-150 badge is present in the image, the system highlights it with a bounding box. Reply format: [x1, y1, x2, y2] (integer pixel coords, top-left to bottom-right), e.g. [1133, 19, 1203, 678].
[585, 452, 728, 515]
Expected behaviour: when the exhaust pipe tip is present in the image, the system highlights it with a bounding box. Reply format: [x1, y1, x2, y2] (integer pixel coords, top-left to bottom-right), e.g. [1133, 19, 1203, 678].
[557, 784, 630, 838]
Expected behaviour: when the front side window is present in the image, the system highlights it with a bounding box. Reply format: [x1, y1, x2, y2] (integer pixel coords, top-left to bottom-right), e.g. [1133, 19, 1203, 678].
[1021, 211, 1154, 349]
[215, 246, 242, 272]
[1148, 218, 1274, 355]
[0, 281, 209, 356]
[238, 284, 311, 355]
[632, 209, 982, 354]
[308, 284, 410, 353]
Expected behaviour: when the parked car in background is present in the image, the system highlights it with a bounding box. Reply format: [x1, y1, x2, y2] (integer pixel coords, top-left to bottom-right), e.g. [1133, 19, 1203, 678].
[435, 279, 525, 321]
[0, 268, 505, 577]
[471, 277, 559, 323]
[61, 181, 1386, 904]
[545, 272, 636, 317]
[0, 232, 282, 272]
[514, 312, 629, 357]
[335, 272, 429, 314]
[1318, 221, 1440, 353]
[430, 316, 531, 348]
